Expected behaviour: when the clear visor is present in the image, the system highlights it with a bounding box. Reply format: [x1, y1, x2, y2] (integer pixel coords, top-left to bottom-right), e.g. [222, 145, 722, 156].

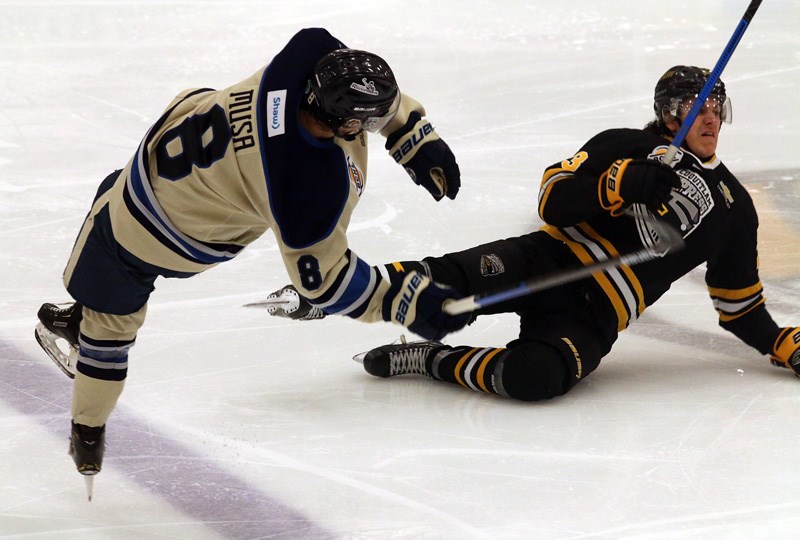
[340, 93, 401, 134]
[668, 94, 733, 124]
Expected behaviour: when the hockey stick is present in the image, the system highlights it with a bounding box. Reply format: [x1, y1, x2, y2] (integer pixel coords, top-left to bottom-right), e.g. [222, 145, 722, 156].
[443, 217, 684, 316]
[662, 0, 763, 165]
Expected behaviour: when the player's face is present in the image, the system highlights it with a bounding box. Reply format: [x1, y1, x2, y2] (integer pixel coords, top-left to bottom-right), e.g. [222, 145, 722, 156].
[333, 94, 400, 140]
[678, 98, 722, 160]
[335, 119, 364, 139]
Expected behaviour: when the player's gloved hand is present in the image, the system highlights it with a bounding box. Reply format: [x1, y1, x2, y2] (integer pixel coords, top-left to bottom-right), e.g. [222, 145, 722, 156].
[382, 269, 470, 340]
[769, 326, 800, 377]
[263, 285, 326, 321]
[599, 158, 681, 216]
[385, 111, 460, 201]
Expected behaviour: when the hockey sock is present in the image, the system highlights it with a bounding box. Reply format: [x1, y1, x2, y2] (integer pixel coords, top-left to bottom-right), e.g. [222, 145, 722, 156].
[72, 372, 125, 427]
[430, 346, 510, 396]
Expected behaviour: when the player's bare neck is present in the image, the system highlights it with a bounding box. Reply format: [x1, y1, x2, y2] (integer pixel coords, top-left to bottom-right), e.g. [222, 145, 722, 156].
[299, 108, 334, 140]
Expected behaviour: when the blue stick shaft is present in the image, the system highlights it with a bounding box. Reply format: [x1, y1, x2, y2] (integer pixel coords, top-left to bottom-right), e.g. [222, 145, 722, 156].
[663, 0, 763, 164]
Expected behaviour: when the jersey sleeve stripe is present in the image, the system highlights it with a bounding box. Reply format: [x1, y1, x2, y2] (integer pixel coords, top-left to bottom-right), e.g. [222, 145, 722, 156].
[537, 170, 571, 216]
[309, 252, 377, 316]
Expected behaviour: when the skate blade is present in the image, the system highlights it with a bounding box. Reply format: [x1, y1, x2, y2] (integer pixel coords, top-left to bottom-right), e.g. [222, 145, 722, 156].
[243, 298, 291, 309]
[83, 475, 94, 502]
[34, 324, 77, 379]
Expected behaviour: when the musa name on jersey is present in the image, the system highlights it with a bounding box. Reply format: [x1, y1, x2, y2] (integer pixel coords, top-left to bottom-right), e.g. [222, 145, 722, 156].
[537, 128, 780, 353]
[101, 28, 411, 324]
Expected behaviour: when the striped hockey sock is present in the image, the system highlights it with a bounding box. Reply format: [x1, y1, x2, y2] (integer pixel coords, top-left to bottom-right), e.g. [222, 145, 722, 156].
[432, 346, 510, 396]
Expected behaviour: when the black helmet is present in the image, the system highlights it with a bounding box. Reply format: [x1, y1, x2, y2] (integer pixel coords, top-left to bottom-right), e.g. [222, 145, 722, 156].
[305, 49, 399, 132]
[653, 65, 730, 125]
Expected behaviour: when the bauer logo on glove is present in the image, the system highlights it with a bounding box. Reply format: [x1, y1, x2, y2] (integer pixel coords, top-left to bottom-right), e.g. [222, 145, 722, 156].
[390, 121, 435, 163]
[385, 111, 460, 201]
[381, 269, 470, 341]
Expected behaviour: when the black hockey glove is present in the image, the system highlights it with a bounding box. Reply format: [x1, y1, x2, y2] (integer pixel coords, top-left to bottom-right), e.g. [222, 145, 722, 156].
[770, 327, 800, 378]
[386, 111, 460, 201]
[263, 285, 326, 321]
[382, 269, 470, 341]
[599, 158, 680, 216]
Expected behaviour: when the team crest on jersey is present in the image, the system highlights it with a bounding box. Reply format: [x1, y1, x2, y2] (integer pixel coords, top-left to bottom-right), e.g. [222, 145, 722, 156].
[346, 155, 365, 196]
[480, 254, 505, 277]
[633, 165, 714, 256]
[670, 168, 714, 235]
[645, 144, 715, 237]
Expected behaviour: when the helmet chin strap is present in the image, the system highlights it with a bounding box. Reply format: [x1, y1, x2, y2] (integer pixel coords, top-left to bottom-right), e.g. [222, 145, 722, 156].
[339, 132, 359, 142]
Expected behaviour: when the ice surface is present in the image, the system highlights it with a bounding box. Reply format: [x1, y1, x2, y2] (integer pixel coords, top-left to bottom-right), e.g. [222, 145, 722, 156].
[1, 1, 799, 538]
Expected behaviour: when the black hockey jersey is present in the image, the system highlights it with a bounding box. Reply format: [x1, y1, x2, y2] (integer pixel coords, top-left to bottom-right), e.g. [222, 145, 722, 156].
[538, 128, 780, 354]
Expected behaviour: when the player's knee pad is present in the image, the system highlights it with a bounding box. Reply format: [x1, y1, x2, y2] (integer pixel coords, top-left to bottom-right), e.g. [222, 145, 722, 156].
[496, 341, 570, 401]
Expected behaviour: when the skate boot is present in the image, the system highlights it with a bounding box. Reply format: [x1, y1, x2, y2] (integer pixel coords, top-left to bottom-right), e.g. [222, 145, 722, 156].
[34, 302, 83, 378]
[355, 338, 444, 378]
[69, 421, 105, 475]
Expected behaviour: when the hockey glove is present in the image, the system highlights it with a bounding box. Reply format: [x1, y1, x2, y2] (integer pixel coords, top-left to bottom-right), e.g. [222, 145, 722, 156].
[383, 270, 470, 341]
[599, 158, 680, 216]
[263, 285, 326, 321]
[769, 326, 800, 377]
[386, 111, 460, 201]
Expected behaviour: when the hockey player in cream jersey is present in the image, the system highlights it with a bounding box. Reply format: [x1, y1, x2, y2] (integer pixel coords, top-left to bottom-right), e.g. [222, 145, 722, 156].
[34, 28, 470, 484]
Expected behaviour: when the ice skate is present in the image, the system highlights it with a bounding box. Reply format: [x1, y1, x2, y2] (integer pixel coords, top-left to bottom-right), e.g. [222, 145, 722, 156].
[34, 302, 83, 379]
[246, 285, 326, 320]
[69, 421, 105, 502]
[69, 421, 105, 474]
[354, 336, 443, 378]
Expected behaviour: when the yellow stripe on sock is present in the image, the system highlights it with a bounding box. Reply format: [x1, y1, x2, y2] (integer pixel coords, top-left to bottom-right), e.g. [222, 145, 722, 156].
[476, 348, 504, 393]
[454, 348, 479, 388]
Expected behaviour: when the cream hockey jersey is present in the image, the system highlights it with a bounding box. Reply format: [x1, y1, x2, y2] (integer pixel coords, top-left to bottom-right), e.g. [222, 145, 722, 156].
[105, 28, 421, 322]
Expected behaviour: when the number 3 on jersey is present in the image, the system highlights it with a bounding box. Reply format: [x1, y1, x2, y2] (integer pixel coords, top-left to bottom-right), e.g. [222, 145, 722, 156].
[561, 151, 588, 171]
[297, 255, 322, 291]
[155, 105, 232, 180]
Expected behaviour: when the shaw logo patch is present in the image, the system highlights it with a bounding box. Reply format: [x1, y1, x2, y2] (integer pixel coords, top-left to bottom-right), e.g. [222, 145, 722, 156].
[266, 89, 287, 137]
[480, 254, 505, 277]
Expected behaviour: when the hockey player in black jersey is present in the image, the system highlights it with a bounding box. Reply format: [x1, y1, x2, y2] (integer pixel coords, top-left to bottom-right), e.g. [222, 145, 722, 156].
[34, 28, 469, 487]
[271, 65, 800, 401]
